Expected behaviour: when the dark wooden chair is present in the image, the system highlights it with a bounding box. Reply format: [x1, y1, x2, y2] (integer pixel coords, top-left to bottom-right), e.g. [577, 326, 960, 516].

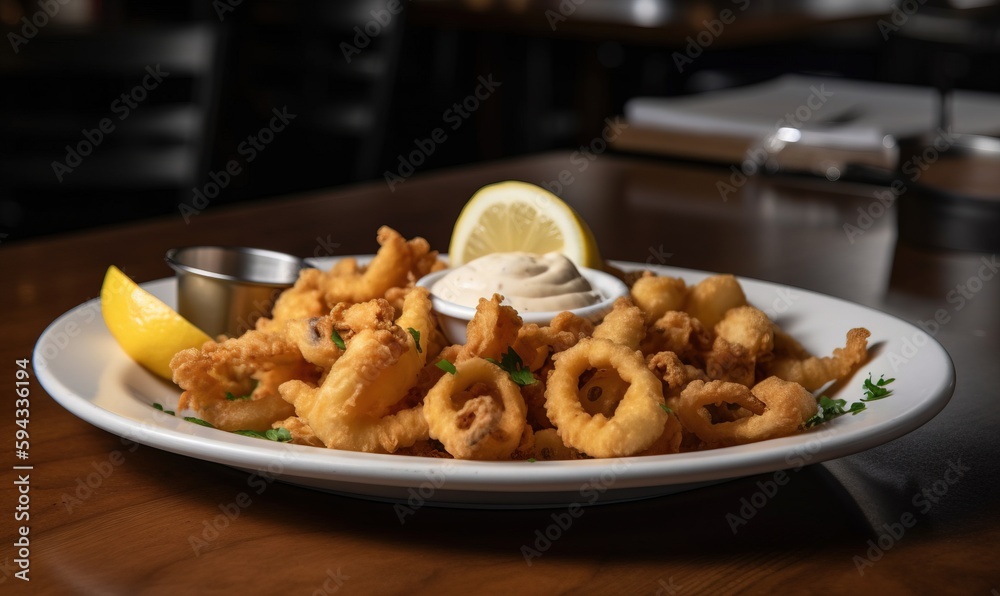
[0, 22, 224, 240]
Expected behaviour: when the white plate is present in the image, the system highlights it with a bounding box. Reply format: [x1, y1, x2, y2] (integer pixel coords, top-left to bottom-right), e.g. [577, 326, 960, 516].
[34, 261, 955, 508]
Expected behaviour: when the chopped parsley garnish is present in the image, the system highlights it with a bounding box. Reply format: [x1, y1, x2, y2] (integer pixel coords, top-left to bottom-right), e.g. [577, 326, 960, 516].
[184, 417, 215, 428]
[268, 427, 293, 442]
[234, 427, 292, 442]
[805, 374, 895, 427]
[527, 458, 537, 463]
[407, 327, 422, 354]
[862, 374, 895, 401]
[659, 404, 673, 414]
[436, 359, 457, 375]
[486, 347, 536, 386]
[805, 396, 850, 427]
[152, 402, 175, 416]
[330, 329, 346, 350]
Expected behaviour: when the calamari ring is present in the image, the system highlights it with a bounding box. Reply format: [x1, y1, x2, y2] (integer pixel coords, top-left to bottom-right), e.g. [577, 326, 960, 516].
[676, 377, 816, 447]
[544, 338, 667, 458]
[423, 358, 527, 460]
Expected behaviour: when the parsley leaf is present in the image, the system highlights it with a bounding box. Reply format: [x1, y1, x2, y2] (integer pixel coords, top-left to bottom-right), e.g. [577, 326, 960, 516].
[184, 417, 215, 428]
[266, 427, 293, 442]
[330, 329, 346, 350]
[233, 427, 293, 442]
[806, 373, 896, 427]
[436, 359, 457, 375]
[152, 402, 175, 416]
[407, 327, 422, 354]
[805, 396, 848, 427]
[862, 374, 895, 401]
[659, 403, 673, 414]
[527, 458, 537, 463]
[847, 402, 867, 415]
[486, 347, 536, 386]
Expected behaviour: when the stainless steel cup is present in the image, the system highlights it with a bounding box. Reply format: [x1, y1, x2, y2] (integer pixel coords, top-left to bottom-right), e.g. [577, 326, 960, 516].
[165, 246, 310, 337]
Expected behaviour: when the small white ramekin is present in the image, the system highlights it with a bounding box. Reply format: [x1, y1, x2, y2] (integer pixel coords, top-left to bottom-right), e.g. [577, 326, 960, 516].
[416, 266, 629, 344]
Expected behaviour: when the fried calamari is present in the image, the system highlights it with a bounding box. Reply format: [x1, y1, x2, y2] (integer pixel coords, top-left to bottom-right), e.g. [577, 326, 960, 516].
[423, 358, 527, 460]
[545, 338, 668, 458]
[169, 228, 873, 461]
[170, 329, 319, 431]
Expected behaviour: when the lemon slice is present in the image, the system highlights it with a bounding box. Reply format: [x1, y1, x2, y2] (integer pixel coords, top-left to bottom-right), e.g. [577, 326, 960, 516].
[448, 181, 602, 269]
[101, 265, 212, 381]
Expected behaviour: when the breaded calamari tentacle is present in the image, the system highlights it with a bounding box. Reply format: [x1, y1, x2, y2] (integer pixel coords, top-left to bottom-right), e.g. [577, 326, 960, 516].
[763, 328, 870, 391]
[170, 330, 316, 431]
[676, 377, 817, 448]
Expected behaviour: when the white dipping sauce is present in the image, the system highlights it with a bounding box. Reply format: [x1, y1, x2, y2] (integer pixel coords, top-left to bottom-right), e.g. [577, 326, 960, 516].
[432, 252, 602, 312]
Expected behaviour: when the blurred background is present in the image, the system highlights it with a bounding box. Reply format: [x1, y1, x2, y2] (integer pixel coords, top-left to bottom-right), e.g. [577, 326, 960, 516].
[2, 0, 999, 242]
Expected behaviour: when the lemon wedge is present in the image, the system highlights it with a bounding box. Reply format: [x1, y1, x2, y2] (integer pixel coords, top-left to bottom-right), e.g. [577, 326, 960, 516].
[448, 181, 603, 269]
[101, 265, 212, 381]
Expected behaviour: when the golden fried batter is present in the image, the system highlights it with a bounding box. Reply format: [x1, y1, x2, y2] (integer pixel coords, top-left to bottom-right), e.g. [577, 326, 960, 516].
[764, 328, 870, 391]
[323, 226, 436, 305]
[592, 297, 645, 350]
[458, 294, 522, 362]
[167, 226, 877, 461]
[423, 358, 527, 460]
[640, 310, 712, 364]
[256, 226, 443, 332]
[170, 330, 319, 431]
[646, 350, 707, 396]
[630, 274, 688, 324]
[684, 274, 748, 331]
[513, 310, 593, 372]
[677, 377, 817, 448]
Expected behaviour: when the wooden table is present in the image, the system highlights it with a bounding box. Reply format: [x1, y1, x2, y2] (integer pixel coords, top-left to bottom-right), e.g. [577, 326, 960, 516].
[2, 152, 997, 594]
